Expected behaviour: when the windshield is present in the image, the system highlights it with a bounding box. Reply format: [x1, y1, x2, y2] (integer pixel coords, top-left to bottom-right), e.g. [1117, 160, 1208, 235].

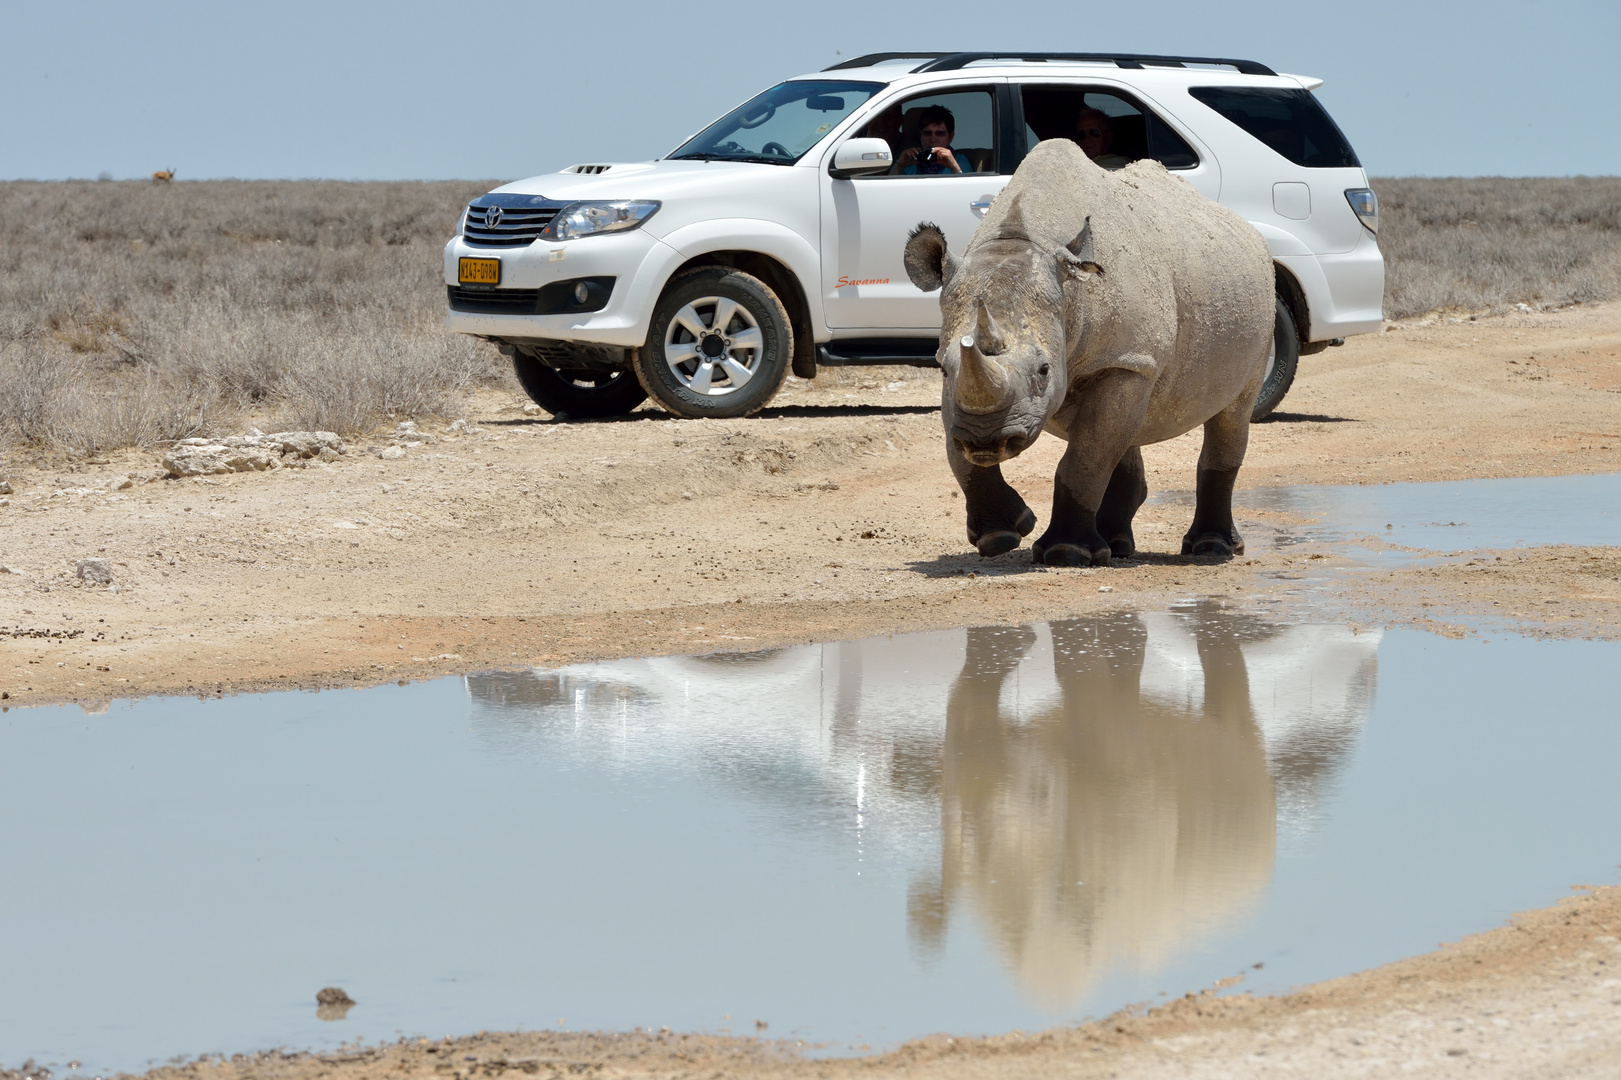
[669, 80, 882, 165]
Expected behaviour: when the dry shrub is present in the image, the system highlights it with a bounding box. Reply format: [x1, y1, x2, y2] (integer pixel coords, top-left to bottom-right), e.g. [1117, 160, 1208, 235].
[4, 177, 1618, 457]
[0, 342, 224, 457]
[0, 178, 503, 457]
[1373, 177, 1621, 319]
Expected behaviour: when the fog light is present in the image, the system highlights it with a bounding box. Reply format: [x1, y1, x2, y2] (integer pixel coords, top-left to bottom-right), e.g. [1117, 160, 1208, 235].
[573, 281, 590, 305]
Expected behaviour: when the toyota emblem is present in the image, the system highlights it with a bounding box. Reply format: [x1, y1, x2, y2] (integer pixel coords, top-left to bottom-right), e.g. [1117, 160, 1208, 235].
[486, 206, 503, 228]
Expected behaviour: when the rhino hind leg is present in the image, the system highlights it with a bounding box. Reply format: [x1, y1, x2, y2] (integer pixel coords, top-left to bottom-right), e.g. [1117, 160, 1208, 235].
[949, 441, 1036, 557]
[1097, 447, 1148, 559]
[1181, 407, 1250, 558]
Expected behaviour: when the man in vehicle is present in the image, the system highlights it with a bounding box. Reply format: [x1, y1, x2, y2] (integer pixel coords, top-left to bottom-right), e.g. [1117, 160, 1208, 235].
[894, 106, 971, 174]
[1076, 108, 1131, 169]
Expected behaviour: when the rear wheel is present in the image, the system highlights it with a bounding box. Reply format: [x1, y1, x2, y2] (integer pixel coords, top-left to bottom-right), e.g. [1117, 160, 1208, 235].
[1251, 297, 1300, 422]
[511, 353, 647, 419]
[634, 267, 792, 419]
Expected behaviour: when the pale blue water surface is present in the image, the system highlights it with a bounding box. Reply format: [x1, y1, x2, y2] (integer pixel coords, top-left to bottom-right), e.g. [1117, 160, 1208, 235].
[4, 609, 1620, 1073]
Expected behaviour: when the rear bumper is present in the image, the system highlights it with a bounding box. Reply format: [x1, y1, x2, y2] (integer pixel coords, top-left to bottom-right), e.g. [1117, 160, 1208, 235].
[1277, 229, 1385, 341]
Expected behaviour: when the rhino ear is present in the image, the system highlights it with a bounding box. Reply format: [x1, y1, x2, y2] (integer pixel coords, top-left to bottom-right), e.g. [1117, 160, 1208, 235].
[904, 222, 960, 292]
[1058, 216, 1104, 278]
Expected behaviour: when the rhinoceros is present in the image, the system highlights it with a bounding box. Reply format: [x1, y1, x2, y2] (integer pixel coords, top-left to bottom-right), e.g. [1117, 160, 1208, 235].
[903, 139, 1274, 565]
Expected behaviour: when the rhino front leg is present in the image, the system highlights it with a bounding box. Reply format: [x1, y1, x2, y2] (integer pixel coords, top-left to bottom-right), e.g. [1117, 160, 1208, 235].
[1182, 399, 1250, 558]
[947, 437, 1037, 557]
[1097, 446, 1148, 559]
[1034, 370, 1150, 567]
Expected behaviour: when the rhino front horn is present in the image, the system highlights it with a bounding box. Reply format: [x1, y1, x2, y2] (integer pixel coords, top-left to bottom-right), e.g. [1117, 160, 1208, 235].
[955, 332, 1012, 414]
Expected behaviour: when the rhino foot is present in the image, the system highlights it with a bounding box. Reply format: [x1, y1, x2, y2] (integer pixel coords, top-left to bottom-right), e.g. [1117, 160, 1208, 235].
[1107, 533, 1136, 559]
[967, 506, 1036, 557]
[1182, 531, 1245, 558]
[976, 530, 1025, 557]
[1033, 541, 1112, 567]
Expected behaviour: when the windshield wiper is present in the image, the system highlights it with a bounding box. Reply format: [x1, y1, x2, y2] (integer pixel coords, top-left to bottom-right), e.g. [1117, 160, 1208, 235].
[668, 152, 792, 165]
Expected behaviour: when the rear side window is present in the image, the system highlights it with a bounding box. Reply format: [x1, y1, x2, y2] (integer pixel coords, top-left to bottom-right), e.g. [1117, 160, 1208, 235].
[1019, 85, 1199, 170]
[1188, 86, 1359, 168]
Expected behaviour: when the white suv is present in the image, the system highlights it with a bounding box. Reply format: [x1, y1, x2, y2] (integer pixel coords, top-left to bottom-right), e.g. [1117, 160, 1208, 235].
[443, 51, 1383, 421]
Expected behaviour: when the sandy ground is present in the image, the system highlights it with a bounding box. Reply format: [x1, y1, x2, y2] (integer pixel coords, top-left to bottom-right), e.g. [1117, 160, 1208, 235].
[3, 300, 1619, 709]
[3, 300, 1621, 1075]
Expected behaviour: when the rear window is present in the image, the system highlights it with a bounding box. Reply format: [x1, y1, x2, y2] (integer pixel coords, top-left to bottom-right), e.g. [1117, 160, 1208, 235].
[1188, 86, 1360, 168]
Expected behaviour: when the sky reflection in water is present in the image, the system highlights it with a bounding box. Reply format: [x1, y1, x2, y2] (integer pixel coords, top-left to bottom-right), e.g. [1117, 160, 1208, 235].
[4, 608, 1619, 1072]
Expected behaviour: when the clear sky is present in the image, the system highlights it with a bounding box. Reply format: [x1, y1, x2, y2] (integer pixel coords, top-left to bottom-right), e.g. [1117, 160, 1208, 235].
[3, 0, 1617, 182]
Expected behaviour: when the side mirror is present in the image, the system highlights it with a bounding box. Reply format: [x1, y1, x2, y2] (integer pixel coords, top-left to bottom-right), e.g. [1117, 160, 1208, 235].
[830, 137, 893, 178]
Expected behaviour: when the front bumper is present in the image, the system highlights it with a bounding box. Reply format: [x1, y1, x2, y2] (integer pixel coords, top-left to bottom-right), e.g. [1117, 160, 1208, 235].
[442, 230, 681, 348]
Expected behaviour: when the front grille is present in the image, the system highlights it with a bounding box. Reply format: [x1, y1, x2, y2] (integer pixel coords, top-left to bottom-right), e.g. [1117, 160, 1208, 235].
[462, 196, 563, 247]
[447, 287, 539, 314]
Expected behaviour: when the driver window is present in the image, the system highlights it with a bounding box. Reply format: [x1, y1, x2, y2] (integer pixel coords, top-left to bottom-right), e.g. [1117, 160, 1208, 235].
[854, 87, 997, 176]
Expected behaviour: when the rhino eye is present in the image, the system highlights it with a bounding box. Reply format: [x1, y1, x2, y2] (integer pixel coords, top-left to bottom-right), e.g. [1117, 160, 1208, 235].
[1038, 364, 1051, 377]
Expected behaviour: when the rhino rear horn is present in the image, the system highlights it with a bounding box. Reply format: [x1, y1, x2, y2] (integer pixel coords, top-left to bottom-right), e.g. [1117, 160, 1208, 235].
[975, 301, 1007, 356]
[904, 222, 960, 292]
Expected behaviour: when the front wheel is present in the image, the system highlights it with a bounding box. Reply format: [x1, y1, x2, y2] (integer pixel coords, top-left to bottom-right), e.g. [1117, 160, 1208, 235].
[634, 267, 792, 419]
[512, 354, 647, 419]
[1251, 297, 1301, 422]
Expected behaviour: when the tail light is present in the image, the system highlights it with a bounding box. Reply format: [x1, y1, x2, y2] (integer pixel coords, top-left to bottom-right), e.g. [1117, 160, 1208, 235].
[1344, 188, 1378, 234]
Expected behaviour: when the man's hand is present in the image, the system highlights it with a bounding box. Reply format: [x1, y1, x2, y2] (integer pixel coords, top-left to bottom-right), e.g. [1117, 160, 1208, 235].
[929, 146, 964, 173]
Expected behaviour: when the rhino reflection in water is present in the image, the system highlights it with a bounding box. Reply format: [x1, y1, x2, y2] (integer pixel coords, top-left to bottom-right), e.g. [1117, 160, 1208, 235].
[464, 609, 1377, 1011]
[913, 608, 1320, 1010]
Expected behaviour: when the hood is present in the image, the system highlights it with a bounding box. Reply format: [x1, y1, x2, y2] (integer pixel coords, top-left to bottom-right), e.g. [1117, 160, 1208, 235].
[484, 158, 798, 205]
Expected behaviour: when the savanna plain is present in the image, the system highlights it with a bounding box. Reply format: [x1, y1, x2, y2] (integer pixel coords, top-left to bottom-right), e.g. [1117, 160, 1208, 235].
[4, 177, 1621, 1078]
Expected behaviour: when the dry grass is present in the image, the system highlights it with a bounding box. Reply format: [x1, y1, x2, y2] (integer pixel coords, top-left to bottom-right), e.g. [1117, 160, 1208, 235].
[0, 179, 507, 464]
[1372, 176, 1621, 319]
[2, 177, 1617, 463]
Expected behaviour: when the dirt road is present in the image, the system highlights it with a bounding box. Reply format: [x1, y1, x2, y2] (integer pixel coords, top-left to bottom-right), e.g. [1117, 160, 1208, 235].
[4, 300, 1619, 707]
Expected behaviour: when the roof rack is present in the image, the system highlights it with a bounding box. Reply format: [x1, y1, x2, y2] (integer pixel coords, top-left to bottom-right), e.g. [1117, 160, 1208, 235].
[824, 51, 1276, 77]
[823, 52, 952, 71]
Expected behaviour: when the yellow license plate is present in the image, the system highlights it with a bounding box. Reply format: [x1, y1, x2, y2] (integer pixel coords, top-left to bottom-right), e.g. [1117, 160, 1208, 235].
[458, 257, 501, 286]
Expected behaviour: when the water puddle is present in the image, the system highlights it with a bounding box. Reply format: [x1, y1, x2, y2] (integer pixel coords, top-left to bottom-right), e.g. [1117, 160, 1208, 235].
[1207, 471, 1621, 558]
[6, 604, 1621, 1072]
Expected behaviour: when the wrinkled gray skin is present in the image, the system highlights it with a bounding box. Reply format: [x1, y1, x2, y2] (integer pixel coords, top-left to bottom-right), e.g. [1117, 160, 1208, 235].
[904, 140, 1274, 565]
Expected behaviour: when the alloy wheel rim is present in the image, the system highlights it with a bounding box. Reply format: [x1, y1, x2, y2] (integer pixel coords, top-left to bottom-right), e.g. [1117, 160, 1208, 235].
[663, 296, 764, 396]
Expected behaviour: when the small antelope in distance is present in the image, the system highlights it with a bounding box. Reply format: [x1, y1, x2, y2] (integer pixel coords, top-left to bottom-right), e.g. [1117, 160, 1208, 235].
[151, 167, 176, 183]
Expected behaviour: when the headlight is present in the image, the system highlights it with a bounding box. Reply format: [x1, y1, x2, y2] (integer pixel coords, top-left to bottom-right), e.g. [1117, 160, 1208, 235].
[543, 200, 660, 241]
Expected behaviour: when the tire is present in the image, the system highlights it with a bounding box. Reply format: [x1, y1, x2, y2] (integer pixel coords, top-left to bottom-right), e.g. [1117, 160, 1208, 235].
[1251, 296, 1300, 422]
[511, 353, 647, 419]
[634, 267, 792, 419]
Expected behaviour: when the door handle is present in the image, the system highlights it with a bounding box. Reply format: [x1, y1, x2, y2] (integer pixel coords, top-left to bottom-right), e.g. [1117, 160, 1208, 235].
[970, 196, 995, 216]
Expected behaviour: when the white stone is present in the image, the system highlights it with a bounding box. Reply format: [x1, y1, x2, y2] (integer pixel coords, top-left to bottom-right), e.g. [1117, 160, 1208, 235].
[162, 443, 280, 477]
[76, 558, 113, 584]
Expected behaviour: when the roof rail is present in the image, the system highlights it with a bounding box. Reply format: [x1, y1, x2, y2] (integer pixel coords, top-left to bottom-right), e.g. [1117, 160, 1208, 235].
[822, 52, 953, 71]
[913, 52, 1277, 76]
